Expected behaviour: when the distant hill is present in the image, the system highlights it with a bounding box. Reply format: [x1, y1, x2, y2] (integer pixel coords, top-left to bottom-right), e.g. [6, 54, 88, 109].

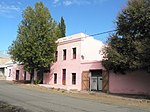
[0, 51, 10, 58]
[0, 52, 11, 65]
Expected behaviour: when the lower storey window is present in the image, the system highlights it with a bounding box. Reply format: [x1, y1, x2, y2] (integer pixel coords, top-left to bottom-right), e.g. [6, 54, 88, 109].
[54, 73, 57, 84]
[72, 73, 76, 85]
[9, 69, 11, 77]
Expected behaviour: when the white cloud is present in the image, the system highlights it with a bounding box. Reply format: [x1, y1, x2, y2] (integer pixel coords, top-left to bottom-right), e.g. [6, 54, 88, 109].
[63, 1, 73, 6]
[55, 0, 87, 6]
[53, 0, 61, 7]
[0, 4, 20, 13]
[63, 0, 89, 6]
[53, 0, 109, 6]
[53, 0, 60, 4]
[17, 2, 22, 5]
[0, 2, 20, 18]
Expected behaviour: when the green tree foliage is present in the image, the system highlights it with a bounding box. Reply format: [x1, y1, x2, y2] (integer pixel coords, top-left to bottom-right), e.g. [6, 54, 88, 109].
[9, 2, 60, 83]
[59, 17, 66, 37]
[102, 0, 150, 73]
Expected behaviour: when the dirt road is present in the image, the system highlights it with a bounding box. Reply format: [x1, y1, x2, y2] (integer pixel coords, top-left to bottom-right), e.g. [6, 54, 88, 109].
[0, 81, 149, 112]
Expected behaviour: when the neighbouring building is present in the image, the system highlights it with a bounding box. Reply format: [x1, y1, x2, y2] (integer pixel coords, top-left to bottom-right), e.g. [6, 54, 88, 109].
[43, 33, 106, 91]
[0, 52, 11, 80]
[0, 52, 32, 81]
[5, 63, 31, 81]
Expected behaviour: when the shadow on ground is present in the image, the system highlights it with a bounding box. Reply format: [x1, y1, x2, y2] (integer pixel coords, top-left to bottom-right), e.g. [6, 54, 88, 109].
[110, 94, 150, 100]
[0, 101, 31, 112]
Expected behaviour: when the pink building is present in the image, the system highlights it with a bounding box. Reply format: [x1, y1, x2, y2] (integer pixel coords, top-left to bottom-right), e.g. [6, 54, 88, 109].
[43, 33, 105, 91]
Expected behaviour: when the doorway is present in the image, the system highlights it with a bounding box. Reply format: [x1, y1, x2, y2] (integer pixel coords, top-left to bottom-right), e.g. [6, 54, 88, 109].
[0, 68, 4, 76]
[16, 70, 19, 80]
[90, 70, 102, 91]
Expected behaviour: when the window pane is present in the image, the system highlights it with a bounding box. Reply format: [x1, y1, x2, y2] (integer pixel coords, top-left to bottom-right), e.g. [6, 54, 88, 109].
[72, 73, 76, 85]
[73, 48, 76, 59]
[63, 49, 66, 60]
[9, 69, 11, 77]
[54, 73, 57, 84]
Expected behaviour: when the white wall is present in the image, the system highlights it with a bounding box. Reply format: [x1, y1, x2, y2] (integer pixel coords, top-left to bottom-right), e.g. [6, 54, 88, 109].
[81, 36, 104, 61]
[5, 66, 13, 80]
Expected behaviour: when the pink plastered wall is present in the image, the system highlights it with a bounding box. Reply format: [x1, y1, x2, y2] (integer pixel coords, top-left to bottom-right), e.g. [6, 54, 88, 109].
[109, 71, 150, 95]
[43, 33, 104, 90]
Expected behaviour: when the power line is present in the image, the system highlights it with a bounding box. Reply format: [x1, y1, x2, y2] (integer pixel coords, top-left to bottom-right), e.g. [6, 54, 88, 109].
[88, 30, 117, 37]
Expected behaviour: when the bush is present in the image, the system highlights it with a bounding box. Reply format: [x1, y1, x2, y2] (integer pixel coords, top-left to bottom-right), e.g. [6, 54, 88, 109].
[34, 80, 41, 85]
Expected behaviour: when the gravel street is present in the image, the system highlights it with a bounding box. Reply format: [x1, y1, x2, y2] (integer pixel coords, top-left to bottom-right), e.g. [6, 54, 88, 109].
[0, 80, 149, 112]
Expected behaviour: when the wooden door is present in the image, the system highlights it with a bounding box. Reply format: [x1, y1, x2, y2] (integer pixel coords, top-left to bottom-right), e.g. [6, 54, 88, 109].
[62, 74, 66, 85]
[62, 69, 66, 85]
[102, 70, 109, 93]
[82, 71, 89, 91]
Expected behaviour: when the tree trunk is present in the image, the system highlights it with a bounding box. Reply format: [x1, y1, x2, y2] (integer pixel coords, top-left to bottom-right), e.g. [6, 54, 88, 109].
[30, 69, 34, 84]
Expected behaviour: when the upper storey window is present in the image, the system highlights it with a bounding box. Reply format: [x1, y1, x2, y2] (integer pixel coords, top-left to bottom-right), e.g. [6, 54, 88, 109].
[72, 48, 76, 59]
[63, 49, 66, 60]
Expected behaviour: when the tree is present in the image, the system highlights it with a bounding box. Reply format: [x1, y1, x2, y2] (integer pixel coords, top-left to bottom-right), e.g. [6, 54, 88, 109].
[102, 0, 150, 73]
[59, 17, 66, 37]
[9, 2, 60, 83]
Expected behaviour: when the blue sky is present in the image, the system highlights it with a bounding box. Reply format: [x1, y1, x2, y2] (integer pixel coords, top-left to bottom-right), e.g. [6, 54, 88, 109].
[0, 0, 127, 52]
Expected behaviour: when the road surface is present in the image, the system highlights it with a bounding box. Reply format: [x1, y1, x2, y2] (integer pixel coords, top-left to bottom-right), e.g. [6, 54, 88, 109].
[0, 81, 149, 112]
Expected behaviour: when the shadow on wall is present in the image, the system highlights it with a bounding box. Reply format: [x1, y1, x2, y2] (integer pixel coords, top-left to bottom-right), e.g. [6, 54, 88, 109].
[43, 67, 55, 84]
